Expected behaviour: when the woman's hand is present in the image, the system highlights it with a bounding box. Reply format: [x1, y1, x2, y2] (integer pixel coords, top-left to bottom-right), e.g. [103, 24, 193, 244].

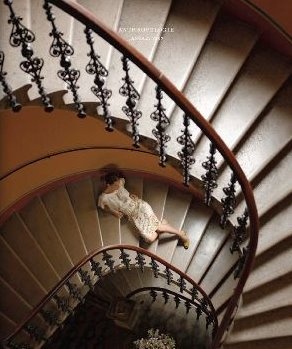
[130, 193, 139, 200]
[114, 211, 123, 219]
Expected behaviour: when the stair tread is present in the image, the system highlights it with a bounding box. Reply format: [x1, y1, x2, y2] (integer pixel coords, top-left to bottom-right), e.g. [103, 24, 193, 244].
[66, 178, 103, 253]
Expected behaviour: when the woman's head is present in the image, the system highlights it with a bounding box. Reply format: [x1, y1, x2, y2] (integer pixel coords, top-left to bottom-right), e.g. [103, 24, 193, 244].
[104, 171, 124, 185]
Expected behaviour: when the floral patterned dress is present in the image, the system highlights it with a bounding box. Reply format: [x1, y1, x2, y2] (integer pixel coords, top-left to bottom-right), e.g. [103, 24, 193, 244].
[98, 179, 160, 243]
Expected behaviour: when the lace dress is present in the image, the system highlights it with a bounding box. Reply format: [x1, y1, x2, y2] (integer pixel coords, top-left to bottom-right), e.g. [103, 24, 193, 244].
[98, 179, 160, 243]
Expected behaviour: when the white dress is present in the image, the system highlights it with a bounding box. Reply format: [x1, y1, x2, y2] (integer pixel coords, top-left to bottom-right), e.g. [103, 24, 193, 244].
[98, 179, 160, 243]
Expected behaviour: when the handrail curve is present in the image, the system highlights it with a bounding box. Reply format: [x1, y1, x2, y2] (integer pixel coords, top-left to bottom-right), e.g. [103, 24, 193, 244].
[4, 244, 218, 346]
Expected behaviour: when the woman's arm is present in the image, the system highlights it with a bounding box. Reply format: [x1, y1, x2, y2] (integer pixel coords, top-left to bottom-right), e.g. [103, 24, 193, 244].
[104, 205, 123, 219]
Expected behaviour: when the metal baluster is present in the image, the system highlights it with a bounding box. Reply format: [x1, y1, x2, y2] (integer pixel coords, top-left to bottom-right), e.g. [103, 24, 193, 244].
[78, 268, 94, 291]
[53, 294, 72, 314]
[185, 299, 191, 314]
[150, 289, 157, 303]
[24, 323, 46, 343]
[150, 258, 159, 278]
[40, 308, 60, 326]
[220, 173, 237, 228]
[196, 303, 203, 320]
[230, 208, 249, 253]
[135, 251, 146, 272]
[206, 313, 214, 329]
[177, 114, 196, 186]
[119, 55, 142, 147]
[102, 251, 115, 273]
[162, 290, 169, 304]
[234, 247, 248, 279]
[66, 281, 83, 302]
[4, 0, 53, 111]
[6, 341, 32, 349]
[174, 294, 181, 309]
[164, 267, 173, 285]
[177, 276, 186, 293]
[43, 1, 85, 117]
[0, 50, 21, 111]
[84, 27, 113, 130]
[151, 86, 170, 167]
[119, 248, 131, 270]
[190, 287, 199, 302]
[90, 258, 103, 279]
[201, 143, 218, 206]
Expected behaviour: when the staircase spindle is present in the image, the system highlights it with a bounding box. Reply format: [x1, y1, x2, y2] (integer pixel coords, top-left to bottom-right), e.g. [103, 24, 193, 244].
[150, 289, 157, 303]
[90, 258, 103, 279]
[84, 27, 113, 130]
[190, 287, 199, 302]
[201, 143, 218, 206]
[102, 251, 115, 273]
[185, 299, 191, 314]
[78, 268, 94, 291]
[0, 50, 21, 111]
[162, 290, 170, 304]
[220, 173, 237, 228]
[150, 257, 160, 278]
[164, 267, 173, 285]
[66, 281, 83, 302]
[119, 248, 131, 270]
[40, 308, 60, 327]
[234, 247, 248, 279]
[174, 294, 181, 309]
[119, 55, 142, 147]
[4, 0, 53, 111]
[150, 86, 171, 167]
[135, 251, 146, 272]
[6, 340, 32, 349]
[230, 208, 249, 254]
[177, 276, 187, 293]
[43, 1, 85, 117]
[24, 323, 46, 343]
[177, 114, 196, 186]
[53, 295, 72, 315]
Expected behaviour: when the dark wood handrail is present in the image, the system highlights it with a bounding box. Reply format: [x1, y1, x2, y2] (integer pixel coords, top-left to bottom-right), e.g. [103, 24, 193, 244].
[45, 1, 259, 347]
[5, 244, 218, 343]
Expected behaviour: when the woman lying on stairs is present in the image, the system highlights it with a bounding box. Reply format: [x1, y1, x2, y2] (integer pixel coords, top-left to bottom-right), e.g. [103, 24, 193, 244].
[98, 171, 190, 249]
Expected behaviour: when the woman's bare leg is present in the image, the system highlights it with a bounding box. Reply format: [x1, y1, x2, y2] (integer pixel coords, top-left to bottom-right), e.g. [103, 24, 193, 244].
[156, 223, 187, 242]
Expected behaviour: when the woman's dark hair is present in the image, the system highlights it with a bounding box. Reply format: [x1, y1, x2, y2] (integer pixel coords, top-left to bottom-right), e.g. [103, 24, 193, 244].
[104, 171, 124, 185]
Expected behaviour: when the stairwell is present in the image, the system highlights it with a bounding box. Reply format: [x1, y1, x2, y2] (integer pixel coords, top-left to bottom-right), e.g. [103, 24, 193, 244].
[0, 0, 291, 348]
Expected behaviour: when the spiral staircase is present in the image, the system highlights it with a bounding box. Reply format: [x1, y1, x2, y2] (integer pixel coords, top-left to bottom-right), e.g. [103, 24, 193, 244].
[0, 0, 291, 348]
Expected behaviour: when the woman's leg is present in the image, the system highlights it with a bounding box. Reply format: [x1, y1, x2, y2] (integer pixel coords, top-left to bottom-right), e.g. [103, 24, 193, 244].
[156, 223, 187, 242]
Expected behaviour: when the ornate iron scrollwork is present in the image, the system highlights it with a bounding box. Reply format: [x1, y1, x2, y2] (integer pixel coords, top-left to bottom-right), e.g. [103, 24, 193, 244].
[90, 258, 103, 278]
[53, 295, 72, 314]
[24, 323, 46, 342]
[43, 1, 85, 117]
[119, 248, 131, 270]
[84, 27, 113, 131]
[151, 86, 171, 167]
[4, 0, 53, 111]
[190, 287, 199, 302]
[234, 247, 248, 279]
[102, 251, 115, 273]
[0, 50, 21, 111]
[162, 290, 169, 304]
[150, 258, 160, 278]
[78, 268, 94, 291]
[201, 143, 218, 206]
[220, 173, 237, 228]
[66, 281, 83, 302]
[174, 294, 181, 308]
[119, 55, 142, 147]
[177, 114, 196, 186]
[135, 251, 146, 272]
[164, 266, 173, 285]
[40, 308, 60, 326]
[177, 276, 186, 293]
[230, 208, 249, 253]
[150, 289, 157, 303]
[185, 299, 191, 314]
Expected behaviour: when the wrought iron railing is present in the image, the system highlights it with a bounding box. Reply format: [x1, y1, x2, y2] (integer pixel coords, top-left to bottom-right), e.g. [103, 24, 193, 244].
[3, 245, 217, 349]
[0, 1, 260, 347]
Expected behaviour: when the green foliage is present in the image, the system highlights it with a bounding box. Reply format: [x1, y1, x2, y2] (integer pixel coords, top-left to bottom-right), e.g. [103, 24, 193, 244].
[133, 328, 176, 349]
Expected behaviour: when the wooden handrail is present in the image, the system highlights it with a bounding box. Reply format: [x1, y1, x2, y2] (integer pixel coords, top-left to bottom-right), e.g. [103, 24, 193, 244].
[5, 244, 218, 343]
[45, 1, 259, 347]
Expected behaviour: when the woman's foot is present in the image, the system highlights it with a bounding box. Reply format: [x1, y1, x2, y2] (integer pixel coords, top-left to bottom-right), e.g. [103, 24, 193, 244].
[181, 231, 189, 250]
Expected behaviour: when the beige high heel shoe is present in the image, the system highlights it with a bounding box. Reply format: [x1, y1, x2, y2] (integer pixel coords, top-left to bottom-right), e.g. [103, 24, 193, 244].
[181, 231, 189, 250]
